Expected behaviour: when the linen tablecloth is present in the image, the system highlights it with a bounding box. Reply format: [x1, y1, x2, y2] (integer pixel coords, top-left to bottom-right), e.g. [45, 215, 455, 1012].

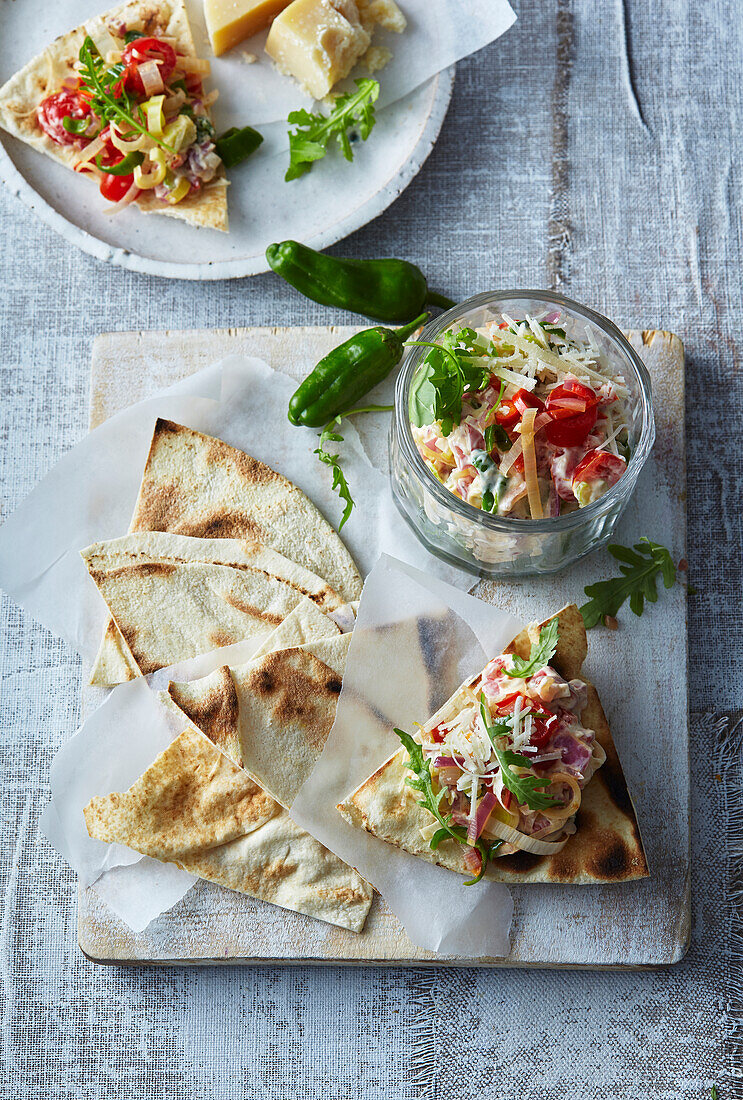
[0, 1, 739, 1096]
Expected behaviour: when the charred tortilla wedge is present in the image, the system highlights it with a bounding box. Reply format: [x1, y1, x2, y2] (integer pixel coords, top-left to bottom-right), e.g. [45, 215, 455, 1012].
[90, 419, 362, 685]
[82, 531, 344, 678]
[168, 633, 351, 806]
[84, 713, 372, 932]
[0, 0, 228, 231]
[337, 605, 649, 885]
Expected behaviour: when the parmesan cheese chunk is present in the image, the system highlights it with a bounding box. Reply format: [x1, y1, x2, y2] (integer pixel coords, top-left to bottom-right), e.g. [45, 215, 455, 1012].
[204, 0, 293, 57]
[265, 0, 371, 100]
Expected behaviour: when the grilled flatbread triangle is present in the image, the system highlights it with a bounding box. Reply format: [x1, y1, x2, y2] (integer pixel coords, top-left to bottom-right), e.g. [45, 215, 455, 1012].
[0, 0, 228, 231]
[168, 633, 351, 806]
[84, 714, 372, 932]
[90, 418, 362, 685]
[337, 605, 649, 885]
[82, 531, 344, 678]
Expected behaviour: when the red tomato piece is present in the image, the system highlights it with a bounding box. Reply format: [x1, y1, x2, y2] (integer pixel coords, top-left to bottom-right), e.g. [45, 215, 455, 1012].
[184, 73, 204, 96]
[513, 388, 545, 416]
[528, 712, 560, 749]
[99, 172, 136, 202]
[544, 381, 598, 447]
[37, 90, 91, 146]
[429, 723, 446, 744]
[495, 389, 541, 431]
[501, 788, 512, 810]
[122, 37, 177, 95]
[572, 449, 627, 486]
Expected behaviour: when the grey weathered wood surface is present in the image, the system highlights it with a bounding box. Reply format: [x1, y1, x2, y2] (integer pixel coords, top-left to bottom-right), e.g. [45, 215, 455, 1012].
[77, 324, 687, 969]
[1, 1, 740, 1097]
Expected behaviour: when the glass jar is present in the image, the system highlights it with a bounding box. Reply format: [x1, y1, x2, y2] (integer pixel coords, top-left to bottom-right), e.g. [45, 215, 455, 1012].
[390, 290, 655, 578]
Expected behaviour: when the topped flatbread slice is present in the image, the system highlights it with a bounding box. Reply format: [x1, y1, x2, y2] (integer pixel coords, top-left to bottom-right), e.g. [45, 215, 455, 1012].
[90, 418, 362, 685]
[337, 605, 649, 885]
[0, 0, 228, 230]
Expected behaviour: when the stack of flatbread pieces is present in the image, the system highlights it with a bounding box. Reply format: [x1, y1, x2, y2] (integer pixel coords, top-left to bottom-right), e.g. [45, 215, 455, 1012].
[82, 418, 373, 931]
[85, 601, 375, 932]
[84, 418, 362, 684]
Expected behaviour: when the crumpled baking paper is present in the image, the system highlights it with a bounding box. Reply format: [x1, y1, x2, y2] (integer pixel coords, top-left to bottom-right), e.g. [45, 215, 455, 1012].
[291, 554, 522, 956]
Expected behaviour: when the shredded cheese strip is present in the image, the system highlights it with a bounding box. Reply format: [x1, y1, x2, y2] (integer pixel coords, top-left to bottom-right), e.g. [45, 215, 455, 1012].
[521, 407, 543, 519]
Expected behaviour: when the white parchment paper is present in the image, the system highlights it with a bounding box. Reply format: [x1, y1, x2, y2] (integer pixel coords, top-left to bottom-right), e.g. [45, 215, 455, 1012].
[0, 353, 487, 937]
[0, 353, 467, 671]
[291, 555, 522, 956]
[208, 0, 516, 127]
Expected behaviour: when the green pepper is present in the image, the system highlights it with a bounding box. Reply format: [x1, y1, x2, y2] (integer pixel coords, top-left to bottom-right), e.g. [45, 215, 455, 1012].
[215, 126, 263, 168]
[95, 150, 144, 175]
[288, 312, 429, 427]
[266, 240, 455, 324]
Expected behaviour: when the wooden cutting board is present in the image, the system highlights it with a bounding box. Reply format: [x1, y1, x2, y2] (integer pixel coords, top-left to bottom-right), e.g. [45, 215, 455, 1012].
[78, 326, 688, 969]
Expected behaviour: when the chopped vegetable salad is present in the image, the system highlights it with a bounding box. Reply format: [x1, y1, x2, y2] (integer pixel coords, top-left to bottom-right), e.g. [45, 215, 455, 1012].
[409, 310, 632, 520]
[407, 620, 607, 879]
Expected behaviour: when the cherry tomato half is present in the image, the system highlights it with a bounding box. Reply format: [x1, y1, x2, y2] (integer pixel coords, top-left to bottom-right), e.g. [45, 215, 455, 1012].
[37, 89, 91, 145]
[122, 37, 177, 95]
[572, 449, 627, 486]
[545, 381, 598, 447]
[495, 388, 542, 431]
[99, 171, 136, 202]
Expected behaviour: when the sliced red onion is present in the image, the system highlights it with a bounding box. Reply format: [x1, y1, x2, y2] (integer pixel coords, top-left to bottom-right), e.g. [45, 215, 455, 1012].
[462, 846, 483, 874]
[468, 790, 497, 843]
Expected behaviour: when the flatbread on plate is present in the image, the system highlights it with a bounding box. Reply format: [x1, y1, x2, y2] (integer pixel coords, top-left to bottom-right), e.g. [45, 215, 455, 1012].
[82, 531, 344, 679]
[0, 0, 228, 231]
[337, 605, 649, 885]
[90, 418, 362, 685]
[84, 711, 372, 932]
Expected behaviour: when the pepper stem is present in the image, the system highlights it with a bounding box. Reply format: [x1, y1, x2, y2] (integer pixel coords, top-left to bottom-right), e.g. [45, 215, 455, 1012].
[425, 291, 456, 311]
[395, 312, 430, 340]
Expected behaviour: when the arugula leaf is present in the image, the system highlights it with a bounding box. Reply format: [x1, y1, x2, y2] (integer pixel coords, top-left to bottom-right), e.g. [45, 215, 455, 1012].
[286, 79, 379, 181]
[394, 727, 502, 885]
[479, 696, 563, 811]
[314, 421, 354, 531]
[406, 336, 491, 429]
[76, 37, 176, 154]
[504, 618, 559, 679]
[314, 404, 392, 530]
[408, 345, 462, 427]
[579, 538, 678, 629]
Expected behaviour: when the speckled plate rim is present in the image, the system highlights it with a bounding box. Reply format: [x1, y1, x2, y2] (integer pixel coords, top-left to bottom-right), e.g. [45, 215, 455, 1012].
[0, 67, 454, 282]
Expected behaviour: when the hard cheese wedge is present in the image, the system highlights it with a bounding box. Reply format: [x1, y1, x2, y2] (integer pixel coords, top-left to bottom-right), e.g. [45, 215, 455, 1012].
[204, 0, 293, 55]
[265, 0, 370, 99]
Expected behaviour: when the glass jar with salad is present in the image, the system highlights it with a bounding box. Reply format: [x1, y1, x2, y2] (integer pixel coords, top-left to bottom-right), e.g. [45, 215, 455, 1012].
[390, 291, 654, 577]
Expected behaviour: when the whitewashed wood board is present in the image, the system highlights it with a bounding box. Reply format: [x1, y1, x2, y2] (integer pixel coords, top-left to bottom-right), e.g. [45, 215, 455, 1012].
[78, 325, 688, 968]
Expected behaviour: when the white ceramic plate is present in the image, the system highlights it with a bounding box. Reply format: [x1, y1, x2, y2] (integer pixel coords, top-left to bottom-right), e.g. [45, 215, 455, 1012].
[0, 1, 454, 280]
